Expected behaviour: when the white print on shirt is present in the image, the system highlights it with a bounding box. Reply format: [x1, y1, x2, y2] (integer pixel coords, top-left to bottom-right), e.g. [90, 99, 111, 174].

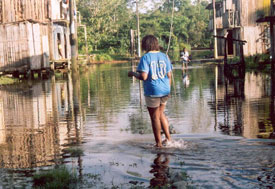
[150, 60, 167, 80]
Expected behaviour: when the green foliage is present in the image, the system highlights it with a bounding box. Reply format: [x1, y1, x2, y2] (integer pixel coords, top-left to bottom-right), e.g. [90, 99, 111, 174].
[228, 56, 240, 64]
[179, 43, 191, 51]
[191, 50, 213, 59]
[77, 0, 211, 60]
[33, 166, 78, 189]
[77, 0, 134, 55]
[95, 54, 113, 61]
[245, 54, 271, 71]
[0, 76, 19, 85]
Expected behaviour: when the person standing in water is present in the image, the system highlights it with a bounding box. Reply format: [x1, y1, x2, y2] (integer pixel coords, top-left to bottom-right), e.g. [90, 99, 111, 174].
[128, 35, 172, 147]
[181, 47, 190, 70]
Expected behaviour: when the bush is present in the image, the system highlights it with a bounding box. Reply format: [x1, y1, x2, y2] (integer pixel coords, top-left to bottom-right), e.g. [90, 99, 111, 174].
[245, 54, 271, 70]
[95, 54, 113, 61]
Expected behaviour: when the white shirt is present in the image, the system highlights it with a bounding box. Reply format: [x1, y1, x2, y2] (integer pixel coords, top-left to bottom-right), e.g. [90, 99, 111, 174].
[181, 51, 189, 61]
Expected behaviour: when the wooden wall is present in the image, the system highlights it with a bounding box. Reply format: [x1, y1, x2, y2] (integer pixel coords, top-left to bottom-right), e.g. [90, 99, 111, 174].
[0, 0, 50, 24]
[0, 23, 29, 71]
[239, 0, 267, 55]
[0, 0, 72, 73]
[214, 0, 268, 56]
[0, 22, 50, 72]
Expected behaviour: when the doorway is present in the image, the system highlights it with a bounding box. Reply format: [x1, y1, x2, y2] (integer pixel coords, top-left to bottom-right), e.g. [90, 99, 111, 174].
[227, 30, 234, 55]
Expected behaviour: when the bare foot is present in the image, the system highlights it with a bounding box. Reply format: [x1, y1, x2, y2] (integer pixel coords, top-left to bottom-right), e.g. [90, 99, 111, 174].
[155, 143, 162, 148]
[162, 139, 172, 146]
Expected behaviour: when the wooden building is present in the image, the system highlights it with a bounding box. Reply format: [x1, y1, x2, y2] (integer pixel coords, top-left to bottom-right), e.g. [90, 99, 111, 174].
[0, 0, 72, 75]
[208, 0, 271, 57]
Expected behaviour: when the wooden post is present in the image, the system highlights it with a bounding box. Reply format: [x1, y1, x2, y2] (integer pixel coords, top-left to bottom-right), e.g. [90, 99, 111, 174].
[270, 0, 275, 72]
[270, 1, 275, 121]
[214, 65, 218, 131]
[69, 0, 78, 69]
[224, 38, 227, 67]
[83, 25, 88, 60]
[213, 0, 218, 59]
[240, 43, 245, 65]
[136, 1, 141, 58]
[130, 29, 135, 57]
[239, 42, 245, 78]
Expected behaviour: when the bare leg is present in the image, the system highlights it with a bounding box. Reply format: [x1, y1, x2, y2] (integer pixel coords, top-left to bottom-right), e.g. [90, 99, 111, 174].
[148, 107, 162, 147]
[159, 104, 171, 142]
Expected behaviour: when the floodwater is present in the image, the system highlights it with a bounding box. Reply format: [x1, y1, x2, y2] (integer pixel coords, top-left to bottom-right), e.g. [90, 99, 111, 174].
[0, 63, 274, 188]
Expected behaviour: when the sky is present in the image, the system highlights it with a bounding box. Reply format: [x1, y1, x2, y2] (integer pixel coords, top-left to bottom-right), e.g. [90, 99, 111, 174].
[130, 0, 211, 13]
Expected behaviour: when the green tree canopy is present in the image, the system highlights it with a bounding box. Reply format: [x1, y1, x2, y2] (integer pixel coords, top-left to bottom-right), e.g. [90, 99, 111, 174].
[77, 0, 211, 57]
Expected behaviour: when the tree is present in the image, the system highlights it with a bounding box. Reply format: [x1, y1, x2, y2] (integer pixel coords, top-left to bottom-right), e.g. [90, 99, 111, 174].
[77, 0, 133, 53]
[77, 0, 211, 57]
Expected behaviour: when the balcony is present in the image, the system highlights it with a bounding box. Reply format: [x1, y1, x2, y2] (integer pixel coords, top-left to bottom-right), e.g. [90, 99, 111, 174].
[223, 10, 240, 29]
[208, 16, 223, 31]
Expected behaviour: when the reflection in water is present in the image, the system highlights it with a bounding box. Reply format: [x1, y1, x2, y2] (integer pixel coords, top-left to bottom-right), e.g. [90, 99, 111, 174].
[150, 154, 170, 187]
[182, 70, 190, 88]
[0, 63, 274, 188]
[210, 65, 274, 139]
[0, 74, 84, 170]
[271, 71, 275, 139]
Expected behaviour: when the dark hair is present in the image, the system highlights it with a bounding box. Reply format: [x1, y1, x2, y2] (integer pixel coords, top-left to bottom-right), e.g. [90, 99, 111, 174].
[141, 35, 160, 52]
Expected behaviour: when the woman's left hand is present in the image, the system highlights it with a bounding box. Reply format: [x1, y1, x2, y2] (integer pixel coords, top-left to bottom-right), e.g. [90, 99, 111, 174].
[128, 71, 134, 77]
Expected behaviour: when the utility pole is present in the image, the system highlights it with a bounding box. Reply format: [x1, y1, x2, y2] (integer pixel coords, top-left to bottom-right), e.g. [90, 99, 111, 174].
[136, 0, 141, 57]
[213, 0, 218, 59]
[69, 0, 78, 68]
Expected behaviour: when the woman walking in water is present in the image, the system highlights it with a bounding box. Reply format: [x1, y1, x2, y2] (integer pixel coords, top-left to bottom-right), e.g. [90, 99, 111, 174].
[128, 35, 172, 147]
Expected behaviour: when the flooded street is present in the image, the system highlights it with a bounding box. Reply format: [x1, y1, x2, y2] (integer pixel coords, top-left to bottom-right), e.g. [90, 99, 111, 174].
[0, 63, 274, 188]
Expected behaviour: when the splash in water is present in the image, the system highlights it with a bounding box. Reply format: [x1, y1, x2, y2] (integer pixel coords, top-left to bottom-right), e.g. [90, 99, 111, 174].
[163, 139, 187, 149]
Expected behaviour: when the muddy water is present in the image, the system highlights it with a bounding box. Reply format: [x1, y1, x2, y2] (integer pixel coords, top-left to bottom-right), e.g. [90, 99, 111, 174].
[0, 63, 274, 188]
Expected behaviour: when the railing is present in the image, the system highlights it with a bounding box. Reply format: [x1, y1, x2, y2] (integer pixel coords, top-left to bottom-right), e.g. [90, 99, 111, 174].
[208, 16, 223, 31]
[223, 10, 240, 28]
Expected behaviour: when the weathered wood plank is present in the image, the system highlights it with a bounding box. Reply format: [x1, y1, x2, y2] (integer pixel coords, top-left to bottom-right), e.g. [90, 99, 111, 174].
[1, 0, 51, 24]
[11, 0, 14, 22]
[0, 0, 3, 23]
[4, 0, 9, 23]
[0, 25, 4, 66]
[0, 0, 63, 72]
[31, 23, 42, 70]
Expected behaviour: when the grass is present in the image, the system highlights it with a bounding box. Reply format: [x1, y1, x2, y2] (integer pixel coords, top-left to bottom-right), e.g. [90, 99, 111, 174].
[33, 166, 78, 189]
[0, 76, 19, 85]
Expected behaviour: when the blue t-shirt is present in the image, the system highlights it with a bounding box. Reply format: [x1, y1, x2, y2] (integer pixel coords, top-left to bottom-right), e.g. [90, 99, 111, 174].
[137, 52, 172, 97]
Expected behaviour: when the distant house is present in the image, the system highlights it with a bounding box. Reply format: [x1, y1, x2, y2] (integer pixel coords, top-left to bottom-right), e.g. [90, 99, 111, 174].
[207, 0, 271, 57]
[0, 0, 73, 76]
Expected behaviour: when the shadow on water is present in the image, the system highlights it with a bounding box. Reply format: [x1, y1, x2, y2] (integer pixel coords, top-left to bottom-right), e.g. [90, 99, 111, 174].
[0, 62, 274, 188]
[150, 153, 170, 187]
[149, 153, 192, 188]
